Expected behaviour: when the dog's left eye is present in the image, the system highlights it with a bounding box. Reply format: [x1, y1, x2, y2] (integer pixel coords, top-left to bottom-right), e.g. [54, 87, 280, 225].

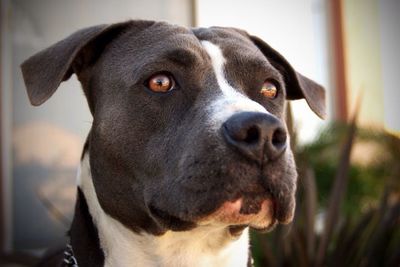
[260, 80, 278, 99]
[146, 73, 176, 93]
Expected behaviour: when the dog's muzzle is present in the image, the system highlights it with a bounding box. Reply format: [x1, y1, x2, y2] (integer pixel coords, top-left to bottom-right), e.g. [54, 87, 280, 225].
[207, 111, 292, 229]
[147, 111, 295, 232]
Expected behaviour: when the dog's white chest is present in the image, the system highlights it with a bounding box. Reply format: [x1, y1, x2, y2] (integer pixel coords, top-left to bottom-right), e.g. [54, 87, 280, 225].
[147, 227, 250, 267]
[104, 231, 249, 267]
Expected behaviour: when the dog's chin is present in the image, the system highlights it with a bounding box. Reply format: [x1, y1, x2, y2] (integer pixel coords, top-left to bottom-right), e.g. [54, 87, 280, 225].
[198, 197, 276, 229]
[148, 194, 295, 234]
[198, 196, 294, 234]
[147, 169, 296, 233]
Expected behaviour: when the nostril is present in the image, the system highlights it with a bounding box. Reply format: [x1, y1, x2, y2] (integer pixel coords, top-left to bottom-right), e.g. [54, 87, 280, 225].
[243, 126, 260, 144]
[222, 112, 286, 163]
[272, 128, 287, 148]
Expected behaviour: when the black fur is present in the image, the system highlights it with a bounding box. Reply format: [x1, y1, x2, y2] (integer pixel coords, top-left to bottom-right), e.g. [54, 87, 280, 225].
[69, 189, 104, 266]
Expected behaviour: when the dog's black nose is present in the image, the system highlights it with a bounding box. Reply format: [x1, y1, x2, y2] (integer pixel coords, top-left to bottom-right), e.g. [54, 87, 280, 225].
[222, 112, 287, 163]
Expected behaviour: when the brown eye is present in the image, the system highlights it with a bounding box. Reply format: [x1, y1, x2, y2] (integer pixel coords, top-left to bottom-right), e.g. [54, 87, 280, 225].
[260, 80, 278, 99]
[147, 73, 175, 93]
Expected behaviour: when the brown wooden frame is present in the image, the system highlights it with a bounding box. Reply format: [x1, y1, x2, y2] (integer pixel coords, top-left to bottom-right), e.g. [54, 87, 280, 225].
[330, 0, 348, 121]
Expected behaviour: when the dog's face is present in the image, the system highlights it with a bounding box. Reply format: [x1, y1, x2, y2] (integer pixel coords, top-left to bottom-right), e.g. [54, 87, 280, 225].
[21, 21, 325, 235]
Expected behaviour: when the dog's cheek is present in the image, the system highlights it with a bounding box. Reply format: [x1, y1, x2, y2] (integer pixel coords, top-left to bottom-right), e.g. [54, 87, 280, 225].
[92, 102, 162, 172]
[88, 113, 174, 234]
[142, 134, 237, 224]
[262, 150, 298, 224]
[279, 153, 297, 223]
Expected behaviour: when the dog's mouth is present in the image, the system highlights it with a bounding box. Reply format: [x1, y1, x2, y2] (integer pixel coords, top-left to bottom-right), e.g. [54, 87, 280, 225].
[146, 156, 297, 233]
[148, 190, 293, 233]
[198, 196, 277, 230]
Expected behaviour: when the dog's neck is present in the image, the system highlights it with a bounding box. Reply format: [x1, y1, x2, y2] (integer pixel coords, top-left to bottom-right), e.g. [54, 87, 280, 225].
[72, 154, 251, 267]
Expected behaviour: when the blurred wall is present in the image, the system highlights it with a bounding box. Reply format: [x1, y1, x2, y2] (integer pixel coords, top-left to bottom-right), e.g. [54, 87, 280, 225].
[343, 0, 400, 134]
[379, 0, 400, 134]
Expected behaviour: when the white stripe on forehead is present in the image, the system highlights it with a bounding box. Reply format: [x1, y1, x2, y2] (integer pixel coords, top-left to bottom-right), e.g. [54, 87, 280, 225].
[201, 41, 235, 96]
[200, 40, 269, 127]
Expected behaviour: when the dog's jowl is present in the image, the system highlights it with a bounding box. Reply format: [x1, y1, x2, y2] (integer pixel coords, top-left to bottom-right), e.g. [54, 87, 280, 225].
[21, 20, 325, 267]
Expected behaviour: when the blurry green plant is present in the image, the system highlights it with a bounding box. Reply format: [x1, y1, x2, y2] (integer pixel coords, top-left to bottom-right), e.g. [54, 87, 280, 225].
[251, 109, 400, 267]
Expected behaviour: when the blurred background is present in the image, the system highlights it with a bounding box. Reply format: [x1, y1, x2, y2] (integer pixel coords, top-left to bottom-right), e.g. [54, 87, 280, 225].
[0, 0, 399, 266]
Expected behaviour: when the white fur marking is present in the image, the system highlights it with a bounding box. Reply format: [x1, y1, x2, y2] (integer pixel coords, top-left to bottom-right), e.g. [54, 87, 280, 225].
[201, 41, 269, 128]
[79, 153, 250, 267]
[201, 41, 236, 97]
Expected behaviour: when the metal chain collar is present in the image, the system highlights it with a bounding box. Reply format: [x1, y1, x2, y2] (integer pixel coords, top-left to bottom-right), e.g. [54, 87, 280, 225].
[63, 244, 78, 267]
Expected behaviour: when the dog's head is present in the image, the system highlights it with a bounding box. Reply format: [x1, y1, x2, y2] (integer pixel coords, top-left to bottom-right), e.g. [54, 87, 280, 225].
[21, 21, 325, 235]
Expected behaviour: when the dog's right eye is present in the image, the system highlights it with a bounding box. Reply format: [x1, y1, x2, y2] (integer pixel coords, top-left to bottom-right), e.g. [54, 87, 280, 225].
[146, 73, 176, 93]
[260, 80, 279, 99]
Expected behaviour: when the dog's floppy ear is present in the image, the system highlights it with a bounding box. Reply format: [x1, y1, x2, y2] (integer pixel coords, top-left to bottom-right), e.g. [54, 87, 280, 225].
[21, 21, 137, 106]
[250, 35, 326, 119]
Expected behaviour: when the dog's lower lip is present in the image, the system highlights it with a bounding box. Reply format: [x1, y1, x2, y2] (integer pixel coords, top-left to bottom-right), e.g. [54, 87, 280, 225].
[250, 218, 278, 232]
[199, 196, 276, 229]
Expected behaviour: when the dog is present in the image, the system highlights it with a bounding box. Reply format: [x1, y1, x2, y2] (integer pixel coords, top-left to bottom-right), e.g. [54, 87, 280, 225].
[21, 20, 325, 267]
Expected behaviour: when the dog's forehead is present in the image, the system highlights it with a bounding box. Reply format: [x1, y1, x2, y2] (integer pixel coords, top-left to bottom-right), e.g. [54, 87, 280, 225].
[120, 23, 265, 64]
[120, 22, 203, 55]
[192, 26, 266, 62]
